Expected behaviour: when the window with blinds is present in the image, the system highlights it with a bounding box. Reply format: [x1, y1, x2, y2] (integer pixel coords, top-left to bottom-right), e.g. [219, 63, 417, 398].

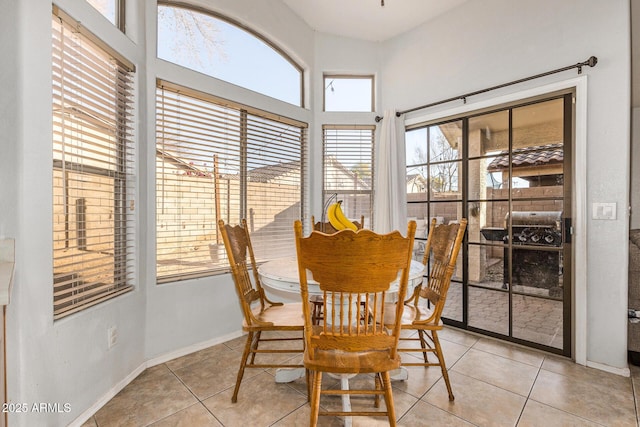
[87, 0, 125, 31]
[322, 125, 375, 227]
[52, 12, 135, 319]
[156, 81, 307, 283]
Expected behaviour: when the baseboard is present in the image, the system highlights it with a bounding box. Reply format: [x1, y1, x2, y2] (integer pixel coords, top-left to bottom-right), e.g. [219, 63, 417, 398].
[146, 330, 244, 367]
[67, 363, 147, 427]
[586, 359, 631, 377]
[67, 329, 244, 426]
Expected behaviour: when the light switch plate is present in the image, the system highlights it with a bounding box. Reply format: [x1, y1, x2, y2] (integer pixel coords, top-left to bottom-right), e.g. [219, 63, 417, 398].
[592, 202, 617, 220]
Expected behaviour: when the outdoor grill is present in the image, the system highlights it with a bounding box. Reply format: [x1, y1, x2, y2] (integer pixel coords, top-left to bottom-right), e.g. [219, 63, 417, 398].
[482, 211, 563, 297]
[506, 211, 563, 296]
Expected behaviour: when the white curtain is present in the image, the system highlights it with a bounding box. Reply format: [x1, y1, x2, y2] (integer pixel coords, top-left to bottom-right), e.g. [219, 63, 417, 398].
[373, 109, 407, 233]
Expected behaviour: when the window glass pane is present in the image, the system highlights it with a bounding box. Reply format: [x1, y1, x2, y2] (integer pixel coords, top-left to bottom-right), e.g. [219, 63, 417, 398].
[513, 99, 564, 150]
[324, 76, 373, 112]
[156, 83, 307, 283]
[429, 161, 461, 199]
[428, 123, 461, 199]
[468, 110, 509, 158]
[322, 127, 374, 226]
[87, 0, 117, 26]
[157, 5, 302, 106]
[469, 157, 510, 200]
[52, 14, 134, 319]
[442, 281, 463, 321]
[246, 116, 305, 260]
[406, 127, 427, 167]
[468, 287, 509, 335]
[430, 122, 461, 162]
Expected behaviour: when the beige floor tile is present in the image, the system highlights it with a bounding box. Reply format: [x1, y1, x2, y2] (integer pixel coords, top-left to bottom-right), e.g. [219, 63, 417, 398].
[472, 336, 545, 368]
[272, 404, 343, 426]
[438, 326, 480, 348]
[517, 399, 603, 427]
[400, 400, 474, 426]
[399, 333, 471, 368]
[202, 371, 307, 426]
[224, 333, 250, 350]
[149, 403, 222, 427]
[295, 373, 420, 425]
[632, 365, 640, 426]
[88, 328, 640, 426]
[166, 343, 231, 372]
[312, 373, 419, 421]
[390, 362, 447, 399]
[172, 343, 259, 401]
[424, 371, 526, 427]
[452, 348, 539, 396]
[80, 416, 98, 427]
[542, 355, 633, 391]
[530, 369, 636, 426]
[94, 364, 197, 427]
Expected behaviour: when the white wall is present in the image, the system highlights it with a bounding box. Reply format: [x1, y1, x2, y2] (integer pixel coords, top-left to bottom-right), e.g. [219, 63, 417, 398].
[381, 0, 631, 371]
[4, 0, 148, 425]
[143, 0, 315, 361]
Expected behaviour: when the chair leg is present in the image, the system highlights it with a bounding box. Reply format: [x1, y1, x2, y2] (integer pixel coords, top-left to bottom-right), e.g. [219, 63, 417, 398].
[374, 373, 381, 408]
[249, 330, 261, 365]
[310, 371, 322, 427]
[305, 369, 311, 403]
[232, 331, 254, 403]
[432, 330, 454, 401]
[418, 329, 429, 363]
[381, 371, 396, 427]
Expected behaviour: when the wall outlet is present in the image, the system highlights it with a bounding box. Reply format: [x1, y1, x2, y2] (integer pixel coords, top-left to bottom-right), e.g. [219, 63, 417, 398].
[108, 326, 118, 349]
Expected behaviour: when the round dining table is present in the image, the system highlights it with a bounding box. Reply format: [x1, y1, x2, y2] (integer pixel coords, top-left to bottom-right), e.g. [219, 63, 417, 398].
[258, 256, 426, 298]
[258, 256, 425, 426]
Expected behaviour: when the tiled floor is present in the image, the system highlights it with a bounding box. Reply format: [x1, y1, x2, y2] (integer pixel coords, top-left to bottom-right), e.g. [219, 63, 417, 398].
[82, 327, 640, 426]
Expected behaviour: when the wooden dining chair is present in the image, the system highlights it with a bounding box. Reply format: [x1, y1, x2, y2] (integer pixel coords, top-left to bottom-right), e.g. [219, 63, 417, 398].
[308, 215, 365, 324]
[384, 218, 467, 401]
[294, 220, 416, 426]
[218, 219, 306, 403]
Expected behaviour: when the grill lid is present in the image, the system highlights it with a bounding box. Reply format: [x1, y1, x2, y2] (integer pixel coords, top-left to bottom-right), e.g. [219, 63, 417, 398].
[505, 211, 562, 229]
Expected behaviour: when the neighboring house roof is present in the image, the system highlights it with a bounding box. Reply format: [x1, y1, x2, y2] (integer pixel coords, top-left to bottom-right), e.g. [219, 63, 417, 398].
[247, 160, 301, 182]
[156, 148, 213, 177]
[323, 155, 371, 189]
[487, 143, 563, 171]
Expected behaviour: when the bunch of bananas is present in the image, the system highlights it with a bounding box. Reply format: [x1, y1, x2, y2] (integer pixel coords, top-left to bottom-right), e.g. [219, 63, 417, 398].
[327, 201, 358, 231]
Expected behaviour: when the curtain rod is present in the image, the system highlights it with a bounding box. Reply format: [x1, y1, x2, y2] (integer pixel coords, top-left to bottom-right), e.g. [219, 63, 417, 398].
[374, 55, 597, 123]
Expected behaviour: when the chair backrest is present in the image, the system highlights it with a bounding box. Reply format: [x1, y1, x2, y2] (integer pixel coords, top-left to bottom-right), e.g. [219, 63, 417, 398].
[310, 215, 365, 234]
[419, 218, 467, 322]
[218, 219, 268, 326]
[294, 220, 416, 359]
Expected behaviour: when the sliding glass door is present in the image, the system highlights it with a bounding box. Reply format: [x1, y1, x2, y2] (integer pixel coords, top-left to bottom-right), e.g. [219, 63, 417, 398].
[406, 93, 573, 356]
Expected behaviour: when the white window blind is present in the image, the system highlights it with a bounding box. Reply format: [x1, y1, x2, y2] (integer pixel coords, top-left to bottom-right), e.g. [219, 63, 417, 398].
[156, 82, 307, 283]
[322, 125, 375, 227]
[52, 13, 135, 319]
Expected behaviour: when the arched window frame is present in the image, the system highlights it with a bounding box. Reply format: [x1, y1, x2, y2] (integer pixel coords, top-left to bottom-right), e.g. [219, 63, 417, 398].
[157, 1, 305, 107]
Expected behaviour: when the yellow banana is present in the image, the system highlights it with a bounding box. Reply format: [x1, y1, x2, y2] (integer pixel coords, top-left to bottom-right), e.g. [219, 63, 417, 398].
[327, 202, 346, 230]
[333, 201, 358, 231]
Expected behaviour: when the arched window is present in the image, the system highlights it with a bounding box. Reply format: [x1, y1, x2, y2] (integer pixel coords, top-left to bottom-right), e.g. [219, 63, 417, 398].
[157, 3, 303, 106]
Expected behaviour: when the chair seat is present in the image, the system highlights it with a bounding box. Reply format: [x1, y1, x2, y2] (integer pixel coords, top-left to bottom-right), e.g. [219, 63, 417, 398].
[243, 302, 305, 331]
[304, 348, 401, 374]
[383, 302, 443, 328]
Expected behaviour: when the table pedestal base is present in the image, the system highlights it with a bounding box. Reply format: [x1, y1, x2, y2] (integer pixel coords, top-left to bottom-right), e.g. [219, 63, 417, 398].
[274, 367, 305, 383]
